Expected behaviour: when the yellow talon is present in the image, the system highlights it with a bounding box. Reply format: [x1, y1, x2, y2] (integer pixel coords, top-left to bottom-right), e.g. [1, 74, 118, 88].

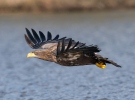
[96, 62, 106, 69]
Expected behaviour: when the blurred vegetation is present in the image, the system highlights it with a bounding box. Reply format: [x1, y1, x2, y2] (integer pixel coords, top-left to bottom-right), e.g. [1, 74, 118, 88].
[0, 0, 135, 13]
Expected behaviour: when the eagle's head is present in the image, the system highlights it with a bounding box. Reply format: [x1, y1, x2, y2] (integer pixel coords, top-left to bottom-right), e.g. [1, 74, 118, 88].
[27, 50, 43, 59]
[27, 50, 56, 62]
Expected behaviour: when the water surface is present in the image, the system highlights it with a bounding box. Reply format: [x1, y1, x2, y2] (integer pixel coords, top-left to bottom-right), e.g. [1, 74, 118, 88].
[0, 10, 135, 100]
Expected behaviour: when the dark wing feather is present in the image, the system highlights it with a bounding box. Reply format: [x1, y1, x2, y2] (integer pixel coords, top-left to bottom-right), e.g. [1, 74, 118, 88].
[25, 28, 63, 49]
[39, 31, 46, 42]
[53, 35, 59, 40]
[72, 41, 79, 49]
[57, 41, 61, 55]
[47, 31, 52, 41]
[32, 29, 41, 43]
[78, 45, 101, 53]
[56, 38, 100, 56]
[65, 39, 72, 52]
[24, 34, 34, 48]
[77, 43, 86, 48]
[25, 28, 37, 44]
[61, 39, 65, 52]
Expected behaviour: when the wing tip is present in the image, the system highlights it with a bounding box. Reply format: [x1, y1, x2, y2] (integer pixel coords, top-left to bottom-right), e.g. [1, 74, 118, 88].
[25, 28, 29, 33]
[24, 34, 34, 48]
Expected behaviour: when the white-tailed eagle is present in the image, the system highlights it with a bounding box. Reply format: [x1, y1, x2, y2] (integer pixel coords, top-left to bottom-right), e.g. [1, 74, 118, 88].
[24, 28, 121, 69]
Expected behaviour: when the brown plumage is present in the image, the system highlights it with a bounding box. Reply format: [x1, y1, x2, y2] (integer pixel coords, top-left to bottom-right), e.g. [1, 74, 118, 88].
[24, 28, 121, 69]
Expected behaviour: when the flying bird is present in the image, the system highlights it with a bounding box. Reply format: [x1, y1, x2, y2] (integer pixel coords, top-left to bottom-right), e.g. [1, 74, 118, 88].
[24, 28, 121, 69]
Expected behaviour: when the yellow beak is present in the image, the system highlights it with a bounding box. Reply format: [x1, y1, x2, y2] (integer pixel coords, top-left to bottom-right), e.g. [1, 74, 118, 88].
[27, 52, 37, 58]
[96, 62, 106, 69]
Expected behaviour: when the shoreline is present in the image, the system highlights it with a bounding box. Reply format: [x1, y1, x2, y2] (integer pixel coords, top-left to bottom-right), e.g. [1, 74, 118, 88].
[0, 0, 135, 13]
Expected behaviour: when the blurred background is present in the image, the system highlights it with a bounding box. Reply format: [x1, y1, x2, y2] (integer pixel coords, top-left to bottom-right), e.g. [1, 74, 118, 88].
[0, 0, 135, 13]
[0, 0, 135, 100]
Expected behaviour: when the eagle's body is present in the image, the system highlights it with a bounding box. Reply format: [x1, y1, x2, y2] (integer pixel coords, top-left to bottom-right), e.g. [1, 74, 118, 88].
[57, 52, 97, 66]
[25, 28, 121, 69]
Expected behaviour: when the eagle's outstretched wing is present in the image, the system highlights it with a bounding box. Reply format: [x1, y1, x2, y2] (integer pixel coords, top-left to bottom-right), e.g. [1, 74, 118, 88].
[24, 28, 90, 50]
[24, 28, 72, 49]
[56, 38, 100, 56]
[56, 38, 101, 66]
